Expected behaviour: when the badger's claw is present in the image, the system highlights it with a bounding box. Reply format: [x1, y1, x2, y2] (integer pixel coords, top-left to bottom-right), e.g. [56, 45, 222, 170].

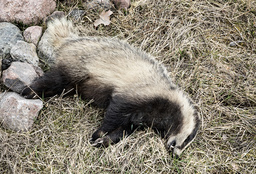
[21, 87, 36, 99]
[90, 136, 113, 148]
[90, 138, 104, 147]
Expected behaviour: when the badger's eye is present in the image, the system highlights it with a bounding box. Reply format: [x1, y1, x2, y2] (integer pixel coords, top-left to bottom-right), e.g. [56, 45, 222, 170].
[168, 140, 176, 149]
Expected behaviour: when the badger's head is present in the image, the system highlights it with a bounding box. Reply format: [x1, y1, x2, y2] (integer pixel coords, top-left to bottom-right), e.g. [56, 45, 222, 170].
[167, 108, 200, 158]
[160, 89, 200, 158]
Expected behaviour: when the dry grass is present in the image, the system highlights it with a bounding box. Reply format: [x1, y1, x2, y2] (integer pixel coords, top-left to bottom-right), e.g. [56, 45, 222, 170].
[1, 0, 256, 173]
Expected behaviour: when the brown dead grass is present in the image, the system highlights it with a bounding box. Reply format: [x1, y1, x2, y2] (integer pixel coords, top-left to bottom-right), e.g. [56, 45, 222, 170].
[1, 0, 256, 173]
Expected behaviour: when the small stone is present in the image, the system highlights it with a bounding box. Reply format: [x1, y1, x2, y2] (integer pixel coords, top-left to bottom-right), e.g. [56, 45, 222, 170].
[23, 26, 43, 46]
[112, 0, 131, 10]
[229, 41, 237, 47]
[0, 92, 43, 131]
[2, 62, 41, 93]
[229, 40, 245, 47]
[10, 40, 39, 66]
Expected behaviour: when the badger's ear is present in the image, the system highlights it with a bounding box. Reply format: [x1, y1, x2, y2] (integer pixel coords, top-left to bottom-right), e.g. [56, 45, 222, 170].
[168, 139, 176, 149]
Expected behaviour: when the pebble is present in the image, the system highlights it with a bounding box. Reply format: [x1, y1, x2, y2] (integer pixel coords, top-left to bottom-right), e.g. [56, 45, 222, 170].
[112, 0, 131, 9]
[229, 40, 244, 47]
[23, 26, 43, 46]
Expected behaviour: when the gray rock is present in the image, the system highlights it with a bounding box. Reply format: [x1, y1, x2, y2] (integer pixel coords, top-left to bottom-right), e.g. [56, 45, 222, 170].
[37, 28, 56, 65]
[2, 62, 41, 93]
[0, 92, 43, 131]
[10, 40, 39, 66]
[0, 0, 56, 25]
[0, 22, 24, 70]
[23, 26, 43, 46]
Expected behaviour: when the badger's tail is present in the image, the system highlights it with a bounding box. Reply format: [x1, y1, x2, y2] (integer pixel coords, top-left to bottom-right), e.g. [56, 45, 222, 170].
[46, 18, 79, 50]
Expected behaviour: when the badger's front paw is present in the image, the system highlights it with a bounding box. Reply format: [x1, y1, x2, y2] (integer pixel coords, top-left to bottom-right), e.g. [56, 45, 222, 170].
[90, 137, 111, 148]
[21, 87, 37, 99]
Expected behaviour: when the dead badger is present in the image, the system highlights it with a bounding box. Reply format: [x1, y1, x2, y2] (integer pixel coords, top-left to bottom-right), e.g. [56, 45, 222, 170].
[22, 18, 200, 157]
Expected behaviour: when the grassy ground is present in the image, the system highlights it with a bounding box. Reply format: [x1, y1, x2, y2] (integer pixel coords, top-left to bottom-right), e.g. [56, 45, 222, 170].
[1, 0, 256, 173]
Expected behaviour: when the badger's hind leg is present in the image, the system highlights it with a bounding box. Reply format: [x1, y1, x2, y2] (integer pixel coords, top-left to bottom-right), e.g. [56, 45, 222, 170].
[22, 67, 73, 99]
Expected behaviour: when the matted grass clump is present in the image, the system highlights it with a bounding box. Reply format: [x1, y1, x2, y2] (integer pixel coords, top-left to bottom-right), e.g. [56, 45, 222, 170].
[1, 0, 255, 173]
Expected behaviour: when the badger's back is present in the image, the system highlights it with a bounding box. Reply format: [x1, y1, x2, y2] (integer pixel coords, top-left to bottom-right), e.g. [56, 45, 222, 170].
[46, 17, 175, 97]
[56, 36, 176, 100]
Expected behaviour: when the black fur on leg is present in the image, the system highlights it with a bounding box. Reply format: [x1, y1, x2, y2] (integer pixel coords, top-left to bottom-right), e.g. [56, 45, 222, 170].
[91, 96, 136, 142]
[21, 66, 74, 99]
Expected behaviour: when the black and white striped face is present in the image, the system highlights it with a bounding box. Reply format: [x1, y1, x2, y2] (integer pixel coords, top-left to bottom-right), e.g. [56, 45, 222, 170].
[167, 111, 200, 158]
